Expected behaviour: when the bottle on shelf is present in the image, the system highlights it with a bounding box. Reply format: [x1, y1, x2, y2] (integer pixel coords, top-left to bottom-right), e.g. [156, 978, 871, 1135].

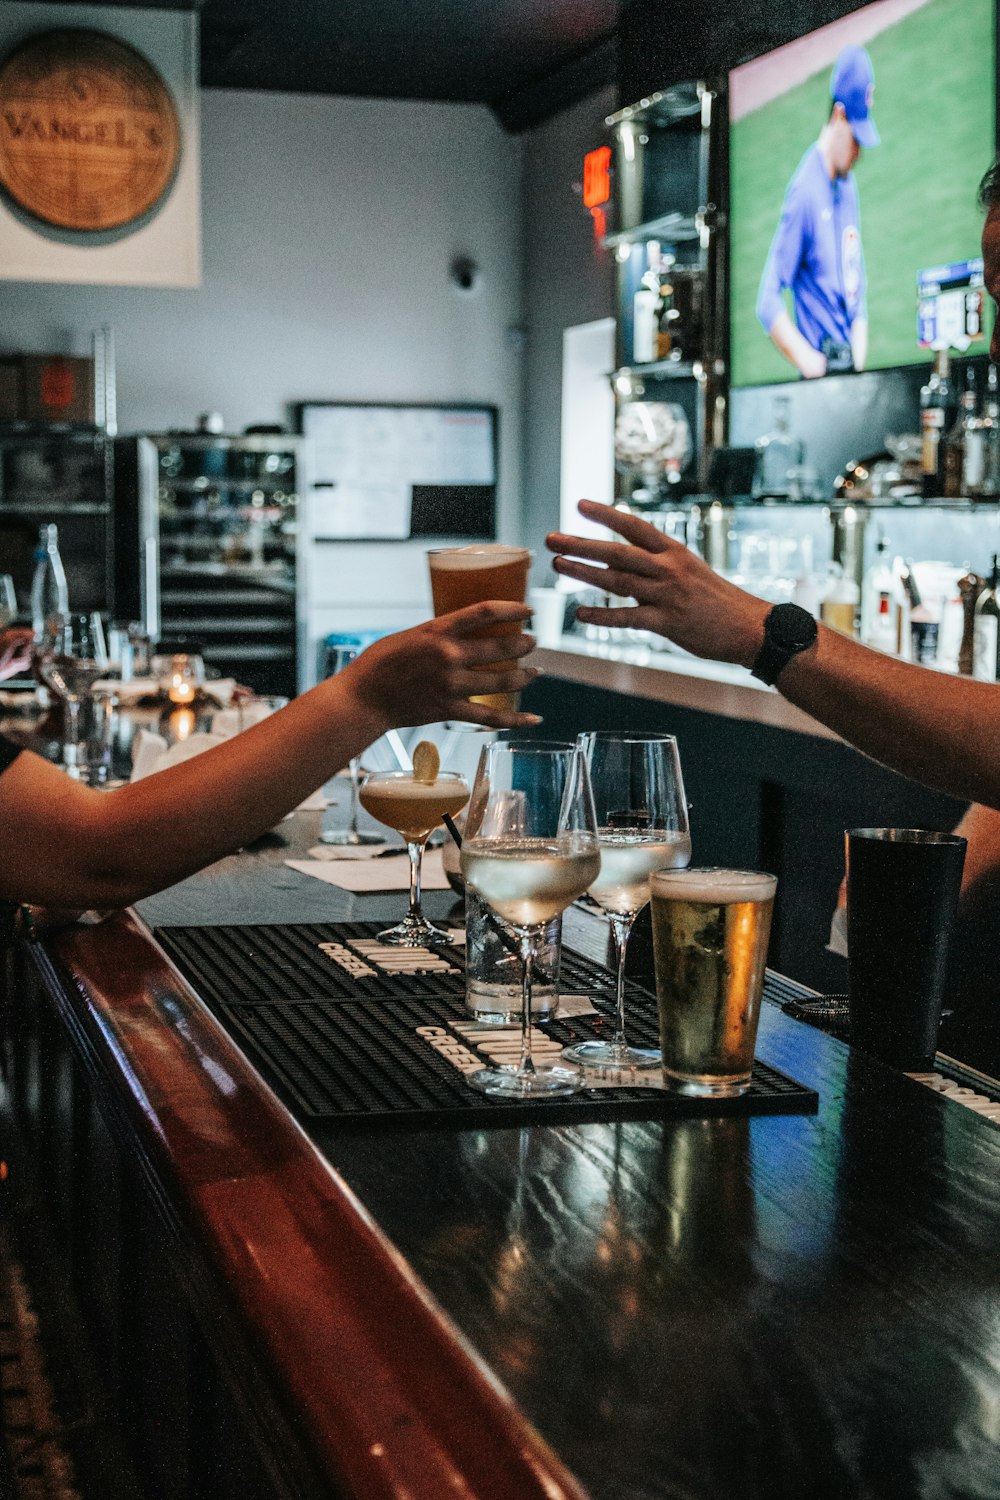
[973, 555, 1000, 682]
[632, 240, 662, 365]
[820, 562, 859, 638]
[752, 396, 804, 500]
[920, 347, 956, 498]
[29, 522, 69, 641]
[902, 563, 939, 665]
[860, 534, 898, 653]
[942, 364, 984, 498]
[980, 362, 1000, 498]
[958, 567, 984, 676]
[655, 255, 679, 362]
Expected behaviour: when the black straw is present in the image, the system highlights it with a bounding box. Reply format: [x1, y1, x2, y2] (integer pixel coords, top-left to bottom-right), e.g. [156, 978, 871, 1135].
[442, 812, 463, 848]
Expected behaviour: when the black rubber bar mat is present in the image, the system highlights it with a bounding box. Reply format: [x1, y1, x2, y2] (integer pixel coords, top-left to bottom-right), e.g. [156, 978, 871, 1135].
[155, 921, 819, 1129]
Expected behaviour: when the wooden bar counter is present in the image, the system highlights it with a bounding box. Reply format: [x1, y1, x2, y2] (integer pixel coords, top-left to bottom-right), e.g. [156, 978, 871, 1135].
[4, 800, 1000, 1500]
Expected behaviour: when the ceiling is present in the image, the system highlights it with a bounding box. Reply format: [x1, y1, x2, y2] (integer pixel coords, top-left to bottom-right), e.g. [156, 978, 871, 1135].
[44, 0, 622, 131]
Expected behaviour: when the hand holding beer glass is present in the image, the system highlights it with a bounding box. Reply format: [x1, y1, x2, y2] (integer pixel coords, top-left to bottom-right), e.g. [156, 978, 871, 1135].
[428, 545, 533, 715]
[650, 868, 777, 1097]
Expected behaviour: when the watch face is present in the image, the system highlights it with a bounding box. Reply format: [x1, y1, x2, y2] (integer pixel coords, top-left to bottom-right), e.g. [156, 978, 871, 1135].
[769, 604, 818, 651]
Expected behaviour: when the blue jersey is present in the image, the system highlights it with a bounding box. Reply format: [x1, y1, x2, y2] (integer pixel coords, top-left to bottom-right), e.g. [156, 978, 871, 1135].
[757, 144, 866, 352]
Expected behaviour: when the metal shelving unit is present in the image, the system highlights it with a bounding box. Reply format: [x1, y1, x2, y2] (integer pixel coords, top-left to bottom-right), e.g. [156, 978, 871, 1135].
[606, 79, 728, 502]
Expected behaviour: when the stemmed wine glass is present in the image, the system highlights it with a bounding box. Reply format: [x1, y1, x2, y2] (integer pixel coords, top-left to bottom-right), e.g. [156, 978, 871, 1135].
[358, 764, 470, 946]
[562, 732, 690, 1074]
[36, 612, 108, 778]
[319, 642, 384, 846]
[460, 741, 600, 1098]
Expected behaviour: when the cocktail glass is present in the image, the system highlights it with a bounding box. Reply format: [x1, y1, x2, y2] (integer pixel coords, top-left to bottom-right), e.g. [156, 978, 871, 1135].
[359, 768, 470, 946]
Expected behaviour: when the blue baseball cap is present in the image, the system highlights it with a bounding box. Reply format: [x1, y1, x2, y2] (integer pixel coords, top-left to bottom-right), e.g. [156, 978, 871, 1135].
[831, 45, 880, 149]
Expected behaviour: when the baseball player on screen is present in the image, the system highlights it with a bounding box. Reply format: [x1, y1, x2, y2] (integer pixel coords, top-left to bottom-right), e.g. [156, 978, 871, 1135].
[756, 45, 880, 379]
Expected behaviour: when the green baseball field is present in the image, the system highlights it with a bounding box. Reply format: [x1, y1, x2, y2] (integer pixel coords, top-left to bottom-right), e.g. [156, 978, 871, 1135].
[730, 0, 995, 387]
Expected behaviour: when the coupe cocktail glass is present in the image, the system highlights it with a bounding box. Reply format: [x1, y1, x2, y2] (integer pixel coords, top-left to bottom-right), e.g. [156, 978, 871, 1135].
[359, 768, 470, 946]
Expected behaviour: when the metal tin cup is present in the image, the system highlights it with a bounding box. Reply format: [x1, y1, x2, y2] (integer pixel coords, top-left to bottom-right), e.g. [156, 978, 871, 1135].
[846, 828, 966, 1070]
[464, 888, 561, 1022]
[650, 867, 777, 1097]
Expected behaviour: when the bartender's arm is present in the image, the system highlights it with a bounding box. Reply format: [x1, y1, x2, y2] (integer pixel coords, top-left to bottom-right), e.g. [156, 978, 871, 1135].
[547, 501, 1000, 811]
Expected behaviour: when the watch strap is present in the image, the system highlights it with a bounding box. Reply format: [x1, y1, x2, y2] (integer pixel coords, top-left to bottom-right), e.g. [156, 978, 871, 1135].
[750, 605, 817, 687]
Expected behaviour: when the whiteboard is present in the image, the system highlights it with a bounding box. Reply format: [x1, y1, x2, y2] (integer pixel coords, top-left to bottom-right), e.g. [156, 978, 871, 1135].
[299, 403, 497, 540]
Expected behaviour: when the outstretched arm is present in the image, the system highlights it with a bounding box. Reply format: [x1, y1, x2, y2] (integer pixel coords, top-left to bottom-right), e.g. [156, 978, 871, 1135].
[0, 602, 540, 909]
[547, 500, 1000, 809]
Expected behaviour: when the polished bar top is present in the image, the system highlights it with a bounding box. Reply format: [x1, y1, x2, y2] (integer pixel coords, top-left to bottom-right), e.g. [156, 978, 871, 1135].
[14, 812, 975, 1495]
[534, 635, 840, 740]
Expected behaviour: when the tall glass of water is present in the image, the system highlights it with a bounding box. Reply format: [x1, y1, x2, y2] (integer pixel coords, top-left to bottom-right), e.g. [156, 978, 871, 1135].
[563, 732, 690, 1074]
[460, 741, 599, 1099]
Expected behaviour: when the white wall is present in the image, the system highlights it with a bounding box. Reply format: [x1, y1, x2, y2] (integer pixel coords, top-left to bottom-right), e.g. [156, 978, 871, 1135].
[0, 89, 525, 535]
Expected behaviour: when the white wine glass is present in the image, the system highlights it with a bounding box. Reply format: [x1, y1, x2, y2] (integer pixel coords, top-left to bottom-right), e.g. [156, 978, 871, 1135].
[37, 612, 109, 778]
[0, 575, 17, 630]
[461, 741, 600, 1099]
[562, 732, 690, 1074]
[319, 642, 385, 846]
[358, 766, 470, 946]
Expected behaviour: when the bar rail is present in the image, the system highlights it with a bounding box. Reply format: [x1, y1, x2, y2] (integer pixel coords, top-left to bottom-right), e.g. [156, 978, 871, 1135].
[17, 910, 591, 1500]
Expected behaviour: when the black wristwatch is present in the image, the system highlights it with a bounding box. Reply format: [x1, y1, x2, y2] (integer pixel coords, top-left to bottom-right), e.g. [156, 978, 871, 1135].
[750, 603, 818, 686]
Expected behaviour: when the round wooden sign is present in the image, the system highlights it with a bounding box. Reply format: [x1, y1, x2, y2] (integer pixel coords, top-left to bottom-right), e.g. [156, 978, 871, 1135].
[0, 27, 181, 232]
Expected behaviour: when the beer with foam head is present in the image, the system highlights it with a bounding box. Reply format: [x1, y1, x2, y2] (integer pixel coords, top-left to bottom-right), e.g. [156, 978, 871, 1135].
[650, 868, 777, 1097]
[428, 544, 531, 711]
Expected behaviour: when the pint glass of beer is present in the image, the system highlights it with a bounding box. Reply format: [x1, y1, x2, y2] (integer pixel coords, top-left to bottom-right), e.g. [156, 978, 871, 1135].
[427, 544, 532, 712]
[650, 868, 777, 1097]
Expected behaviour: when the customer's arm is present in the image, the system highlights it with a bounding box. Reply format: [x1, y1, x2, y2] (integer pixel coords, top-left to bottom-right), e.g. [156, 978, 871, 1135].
[547, 501, 1000, 810]
[0, 602, 539, 909]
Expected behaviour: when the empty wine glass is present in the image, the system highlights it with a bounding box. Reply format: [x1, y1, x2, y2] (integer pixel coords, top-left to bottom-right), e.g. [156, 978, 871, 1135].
[319, 642, 384, 846]
[37, 612, 108, 778]
[0, 575, 16, 630]
[562, 732, 690, 1074]
[461, 741, 600, 1099]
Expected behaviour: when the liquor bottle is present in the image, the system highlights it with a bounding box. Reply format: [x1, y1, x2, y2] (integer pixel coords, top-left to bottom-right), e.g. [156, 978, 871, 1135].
[957, 568, 983, 676]
[29, 522, 69, 641]
[920, 348, 956, 498]
[656, 256, 678, 362]
[632, 274, 659, 364]
[860, 534, 897, 653]
[902, 564, 938, 664]
[981, 363, 1000, 498]
[820, 563, 859, 637]
[752, 396, 804, 500]
[973, 555, 1000, 681]
[942, 365, 984, 498]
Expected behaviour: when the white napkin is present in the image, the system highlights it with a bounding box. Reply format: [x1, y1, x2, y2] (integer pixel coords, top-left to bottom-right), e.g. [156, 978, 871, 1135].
[827, 905, 848, 957]
[210, 701, 275, 737]
[131, 729, 228, 780]
[129, 725, 328, 812]
[285, 848, 450, 892]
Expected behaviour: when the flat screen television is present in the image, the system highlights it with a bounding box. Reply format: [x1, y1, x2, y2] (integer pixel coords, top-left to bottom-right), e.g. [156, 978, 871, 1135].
[729, 0, 997, 388]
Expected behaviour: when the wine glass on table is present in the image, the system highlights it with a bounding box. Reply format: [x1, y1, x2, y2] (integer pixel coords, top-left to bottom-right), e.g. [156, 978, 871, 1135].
[319, 641, 385, 846]
[359, 742, 470, 946]
[0, 575, 17, 630]
[562, 732, 690, 1074]
[37, 612, 108, 778]
[460, 741, 600, 1099]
